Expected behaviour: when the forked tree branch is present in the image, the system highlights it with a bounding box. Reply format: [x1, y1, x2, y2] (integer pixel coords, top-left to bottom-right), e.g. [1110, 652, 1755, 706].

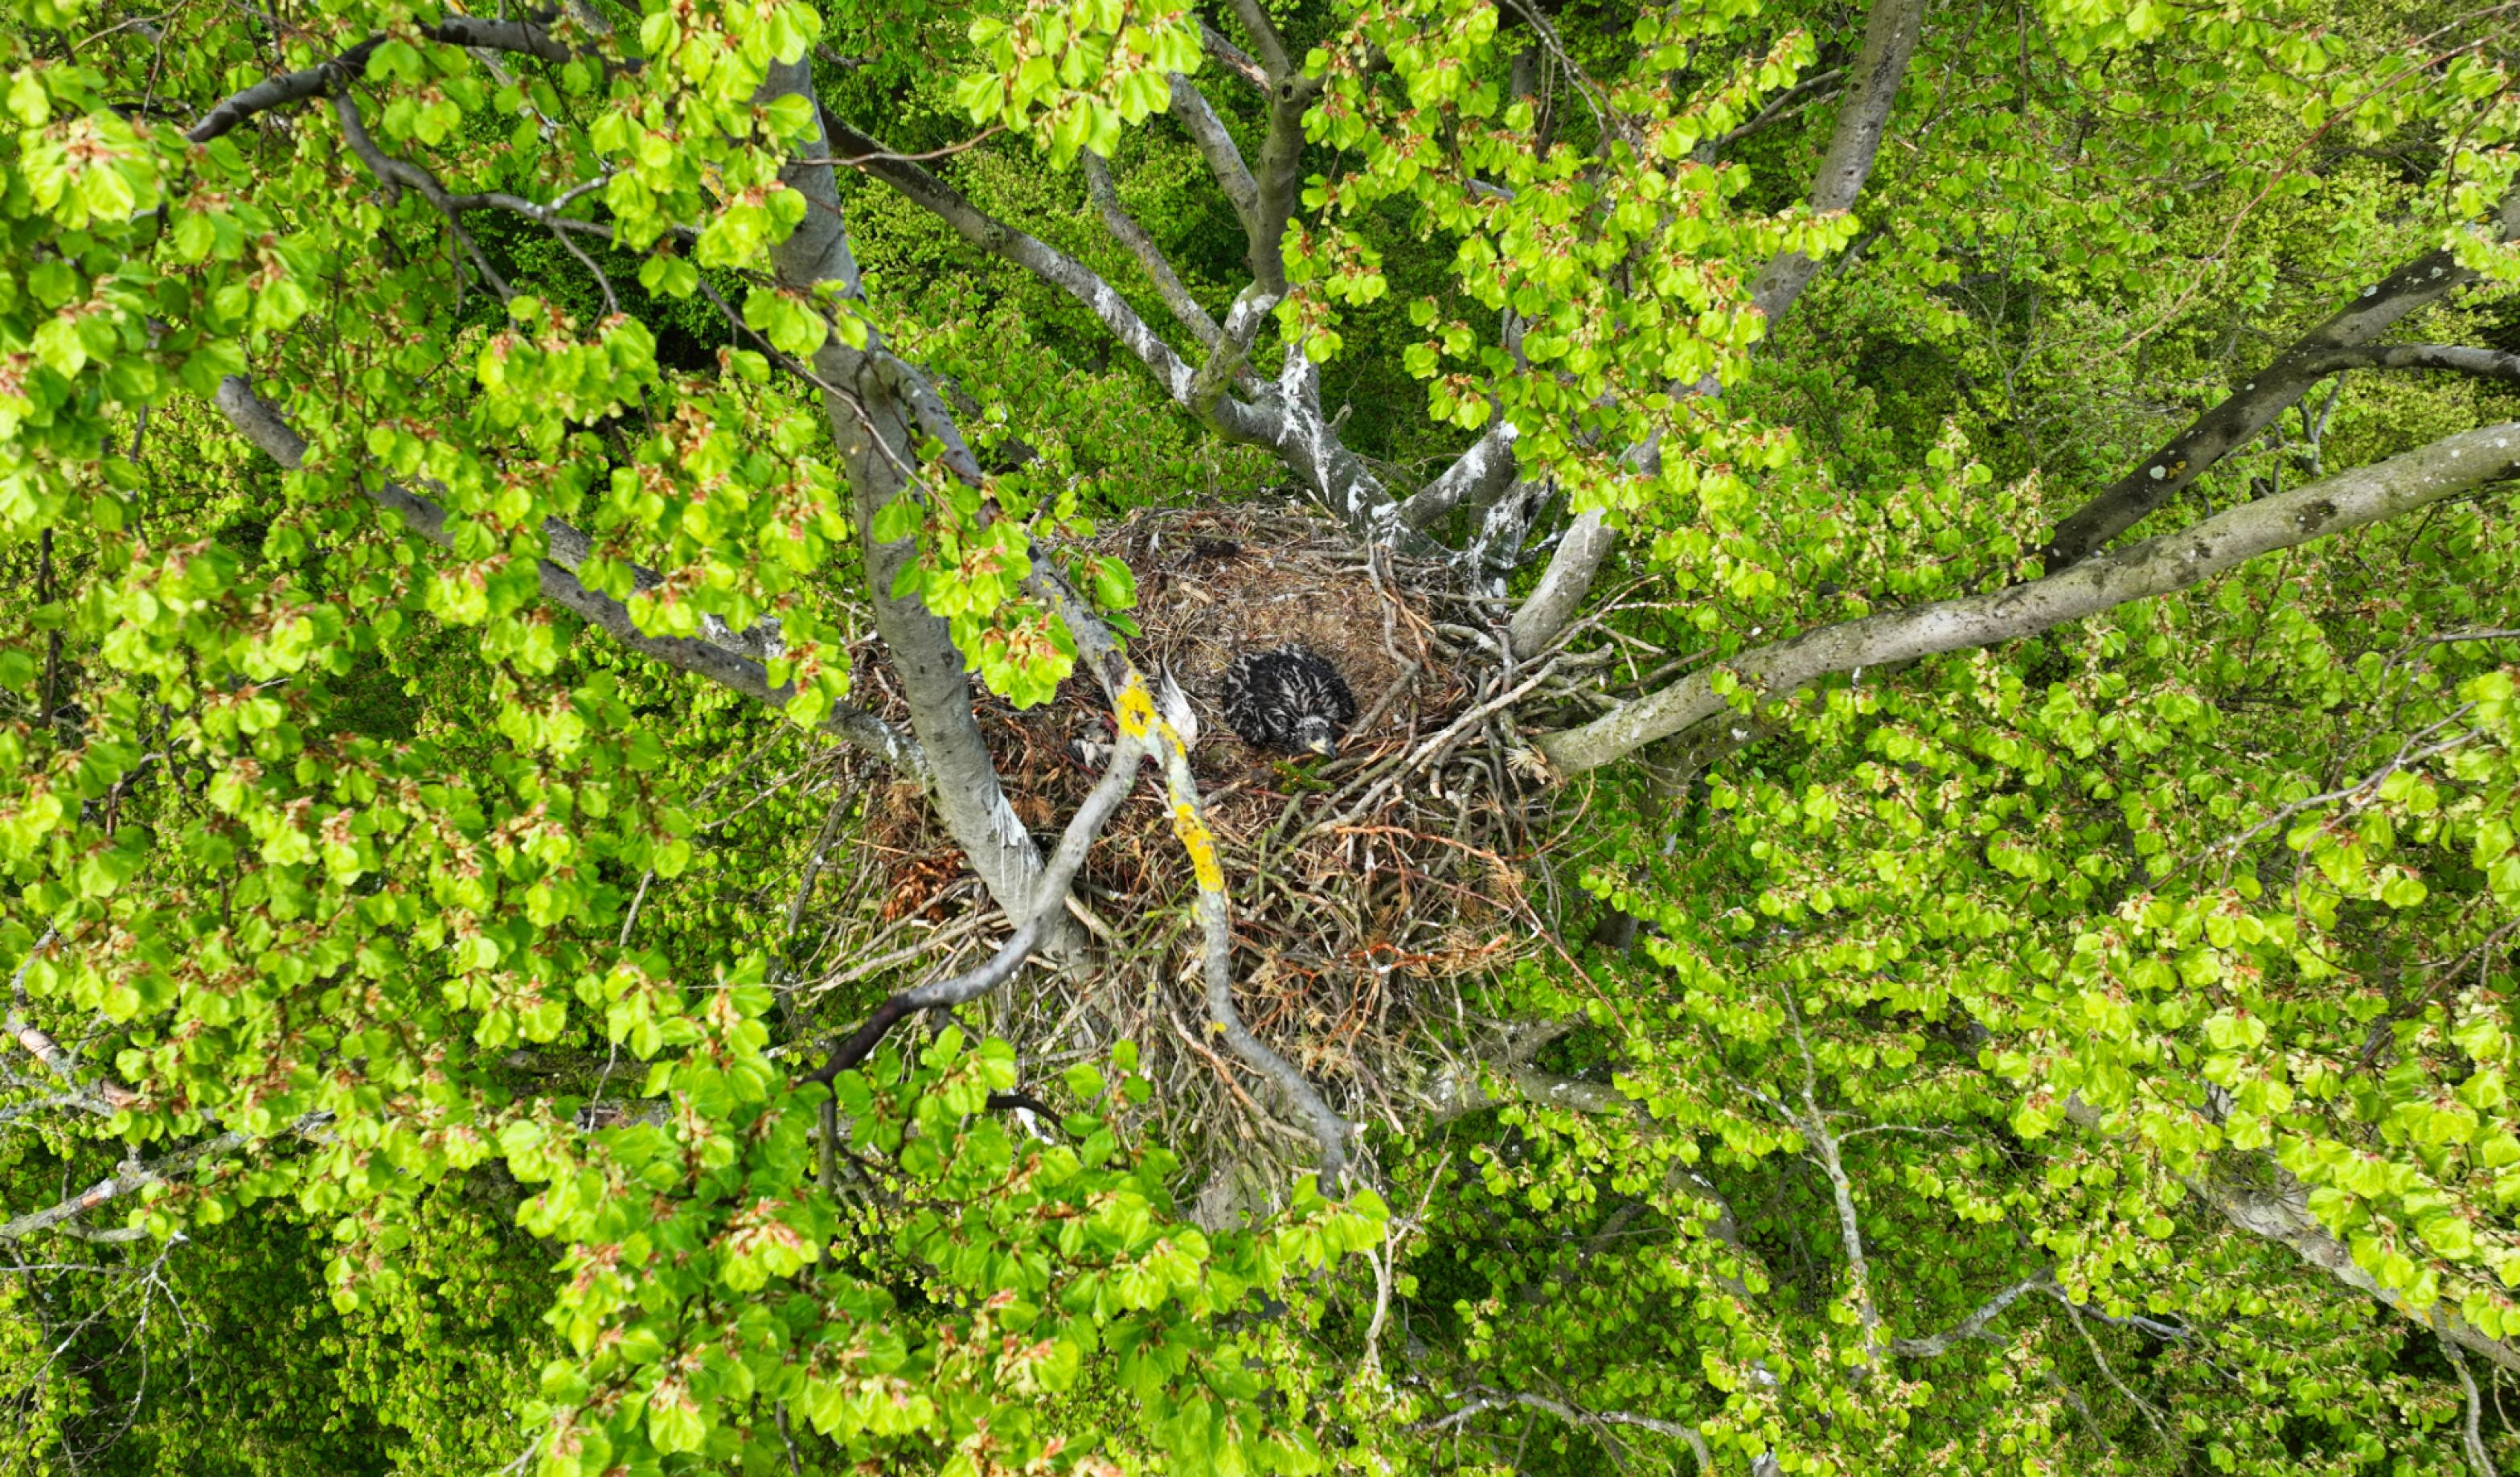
[820, 108, 1276, 446]
[2293, 342, 2520, 384]
[1537, 421, 2520, 773]
[1420, 1388, 1715, 1472]
[2039, 189, 2520, 568]
[1029, 572, 1356, 1188]
[1083, 150, 1223, 348]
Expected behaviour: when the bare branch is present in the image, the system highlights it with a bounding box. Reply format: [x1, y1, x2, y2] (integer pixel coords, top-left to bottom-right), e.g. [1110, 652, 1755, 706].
[801, 731, 1148, 1088]
[1220, 0, 1293, 80]
[770, 64, 1058, 933]
[2059, 1096, 2520, 1375]
[1538, 421, 2520, 773]
[1397, 419, 1520, 533]
[2444, 1336, 2502, 1477]
[1508, 507, 1616, 659]
[6, 928, 141, 1115]
[0, 1112, 328, 1243]
[2196, 1170, 2520, 1377]
[1747, 0, 1928, 326]
[821, 108, 1278, 441]
[1510, 0, 1927, 653]
[1082, 150, 1223, 348]
[185, 18, 577, 144]
[1166, 72, 1260, 233]
[1420, 1388, 1714, 1473]
[2294, 342, 2520, 384]
[1198, 19, 1268, 91]
[1030, 570, 1355, 1189]
[2039, 189, 2520, 568]
[1889, 1273, 2051, 1357]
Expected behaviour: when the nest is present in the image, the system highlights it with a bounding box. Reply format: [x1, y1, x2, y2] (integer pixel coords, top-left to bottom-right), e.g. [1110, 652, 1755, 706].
[813, 504, 1564, 1192]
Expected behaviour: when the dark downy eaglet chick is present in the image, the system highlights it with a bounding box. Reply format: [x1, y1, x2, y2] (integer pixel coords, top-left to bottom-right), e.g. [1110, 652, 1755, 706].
[1221, 643, 1358, 757]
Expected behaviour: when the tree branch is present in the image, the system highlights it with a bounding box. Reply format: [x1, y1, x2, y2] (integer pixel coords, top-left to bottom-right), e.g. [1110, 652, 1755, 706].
[1198, 19, 1268, 91]
[1397, 418, 1520, 533]
[210, 375, 928, 782]
[1510, 0, 1927, 655]
[2294, 342, 2520, 385]
[1082, 150, 1223, 348]
[0, 1112, 329, 1243]
[1166, 72, 1260, 236]
[1888, 1273, 2052, 1357]
[771, 68, 1058, 932]
[185, 18, 578, 144]
[2058, 1095, 2520, 1375]
[2039, 190, 2520, 568]
[1028, 571, 1355, 1189]
[801, 730, 1148, 1088]
[2195, 1170, 2520, 1377]
[820, 108, 1275, 444]
[1420, 1388, 1714, 1473]
[1747, 0, 1927, 326]
[1537, 421, 2520, 773]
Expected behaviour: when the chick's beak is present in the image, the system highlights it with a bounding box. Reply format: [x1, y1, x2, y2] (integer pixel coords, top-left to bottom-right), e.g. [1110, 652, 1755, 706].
[1306, 736, 1336, 758]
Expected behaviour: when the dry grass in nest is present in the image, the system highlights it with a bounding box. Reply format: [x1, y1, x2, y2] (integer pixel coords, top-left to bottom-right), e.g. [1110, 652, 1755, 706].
[813, 503, 1569, 1185]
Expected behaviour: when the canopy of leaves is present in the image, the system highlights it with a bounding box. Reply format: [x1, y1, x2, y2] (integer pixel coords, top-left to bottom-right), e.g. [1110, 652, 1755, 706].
[3, 0, 2519, 1471]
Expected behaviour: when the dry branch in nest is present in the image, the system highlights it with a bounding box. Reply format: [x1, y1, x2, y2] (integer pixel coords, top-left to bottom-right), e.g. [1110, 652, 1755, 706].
[816, 504, 1571, 1196]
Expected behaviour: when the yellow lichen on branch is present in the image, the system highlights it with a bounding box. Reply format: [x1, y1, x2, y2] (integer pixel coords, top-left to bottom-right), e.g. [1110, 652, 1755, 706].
[1170, 802, 1225, 892]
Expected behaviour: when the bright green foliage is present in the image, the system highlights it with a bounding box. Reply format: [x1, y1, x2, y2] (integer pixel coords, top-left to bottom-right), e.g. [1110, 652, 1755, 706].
[3, 0, 2520, 1470]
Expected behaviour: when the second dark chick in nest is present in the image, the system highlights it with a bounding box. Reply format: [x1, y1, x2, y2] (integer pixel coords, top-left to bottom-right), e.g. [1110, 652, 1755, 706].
[1221, 643, 1358, 757]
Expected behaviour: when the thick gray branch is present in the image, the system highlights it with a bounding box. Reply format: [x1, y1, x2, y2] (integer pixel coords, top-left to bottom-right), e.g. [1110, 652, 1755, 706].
[186, 18, 574, 144]
[1507, 507, 1614, 658]
[1199, 20, 1268, 90]
[2040, 191, 2520, 568]
[2201, 1173, 2520, 1376]
[1539, 421, 2520, 773]
[1398, 418, 1519, 533]
[2051, 1096, 2520, 1373]
[822, 111, 1230, 422]
[772, 68, 1057, 930]
[1083, 150, 1222, 348]
[1889, 1273, 2051, 1357]
[1166, 72, 1260, 234]
[0, 1112, 329, 1243]
[1747, 0, 1927, 326]
[1511, 0, 1925, 654]
[2295, 343, 2520, 385]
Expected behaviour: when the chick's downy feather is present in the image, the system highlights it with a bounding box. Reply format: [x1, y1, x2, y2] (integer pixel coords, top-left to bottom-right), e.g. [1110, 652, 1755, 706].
[1221, 644, 1358, 756]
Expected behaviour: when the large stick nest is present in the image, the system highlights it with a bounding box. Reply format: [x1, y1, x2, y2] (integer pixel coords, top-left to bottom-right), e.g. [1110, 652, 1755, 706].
[815, 505, 1570, 1195]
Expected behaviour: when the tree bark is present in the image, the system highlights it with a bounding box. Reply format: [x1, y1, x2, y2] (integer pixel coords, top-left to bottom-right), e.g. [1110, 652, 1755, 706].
[1538, 421, 2520, 773]
[2038, 190, 2520, 568]
[762, 58, 1056, 930]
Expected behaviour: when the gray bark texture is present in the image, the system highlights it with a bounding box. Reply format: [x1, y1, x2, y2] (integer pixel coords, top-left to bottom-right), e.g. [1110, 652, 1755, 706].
[1537, 421, 2520, 773]
[760, 58, 1059, 932]
[209, 377, 926, 777]
[2038, 188, 2520, 567]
